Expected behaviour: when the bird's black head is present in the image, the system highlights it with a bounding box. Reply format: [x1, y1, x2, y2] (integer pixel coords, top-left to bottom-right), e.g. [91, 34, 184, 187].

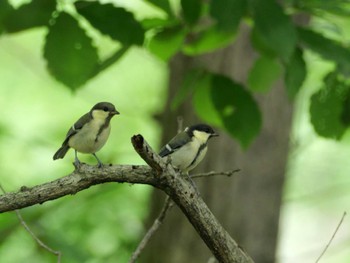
[91, 102, 120, 116]
[186, 124, 218, 138]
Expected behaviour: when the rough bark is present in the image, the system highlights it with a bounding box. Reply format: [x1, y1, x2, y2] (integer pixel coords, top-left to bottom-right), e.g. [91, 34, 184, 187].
[142, 24, 292, 263]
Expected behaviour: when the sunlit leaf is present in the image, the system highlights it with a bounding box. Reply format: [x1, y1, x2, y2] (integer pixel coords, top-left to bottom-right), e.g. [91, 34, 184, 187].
[44, 12, 98, 90]
[148, 25, 186, 61]
[141, 17, 177, 30]
[144, 0, 172, 15]
[181, 0, 201, 26]
[248, 55, 282, 93]
[210, 0, 246, 32]
[298, 27, 350, 76]
[183, 25, 236, 55]
[310, 72, 350, 139]
[3, 0, 56, 33]
[75, 1, 144, 46]
[250, 0, 296, 61]
[193, 72, 261, 147]
[285, 47, 306, 100]
[193, 73, 223, 127]
[298, 0, 350, 16]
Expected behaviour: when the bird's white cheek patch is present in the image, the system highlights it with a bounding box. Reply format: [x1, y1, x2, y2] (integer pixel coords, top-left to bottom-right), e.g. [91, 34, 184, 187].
[193, 130, 211, 144]
[92, 110, 109, 120]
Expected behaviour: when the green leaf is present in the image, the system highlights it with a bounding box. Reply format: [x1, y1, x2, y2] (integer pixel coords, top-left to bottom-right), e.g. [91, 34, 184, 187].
[172, 69, 206, 110]
[183, 25, 236, 56]
[298, 27, 350, 76]
[298, 0, 350, 17]
[44, 12, 99, 90]
[148, 25, 186, 61]
[3, 0, 56, 33]
[285, 47, 306, 99]
[144, 0, 173, 15]
[141, 17, 177, 30]
[181, 0, 202, 26]
[310, 72, 350, 139]
[210, 74, 261, 148]
[248, 55, 282, 93]
[193, 72, 261, 147]
[250, 0, 297, 61]
[0, 0, 13, 34]
[75, 1, 144, 46]
[210, 0, 246, 32]
[250, 27, 277, 58]
[193, 73, 223, 127]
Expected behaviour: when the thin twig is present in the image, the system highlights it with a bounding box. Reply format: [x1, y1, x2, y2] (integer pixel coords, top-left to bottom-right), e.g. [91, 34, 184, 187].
[191, 169, 241, 179]
[0, 183, 62, 262]
[315, 211, 347, 263]
[129, 196, 174, 263]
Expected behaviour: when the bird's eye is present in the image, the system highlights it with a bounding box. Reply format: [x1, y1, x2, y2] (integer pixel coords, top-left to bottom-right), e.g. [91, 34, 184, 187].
[103, 107, 109, 112]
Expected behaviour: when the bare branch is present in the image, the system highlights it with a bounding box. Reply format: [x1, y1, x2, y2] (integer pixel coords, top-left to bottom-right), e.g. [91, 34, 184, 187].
[0, 165, 239, 214]
[315, 211, 347, 263]
[130, 135, 254, 263]
[128, 170, 240, 261]
[0, 164, 157, 213]
[192, 169, 241, 179]
[0, 184, 62, 262]
[131, 135, 164, 174]
[0, 134, 253, 263]
[129, 196, 174, 263]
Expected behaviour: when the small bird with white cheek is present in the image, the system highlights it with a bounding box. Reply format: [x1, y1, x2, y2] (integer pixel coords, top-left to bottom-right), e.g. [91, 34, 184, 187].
[159, 124, 218, 175]
[53, 102, 119, 167]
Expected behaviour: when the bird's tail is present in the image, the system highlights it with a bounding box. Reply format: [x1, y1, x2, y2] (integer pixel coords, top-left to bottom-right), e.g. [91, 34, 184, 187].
[53, 145, 70, 160]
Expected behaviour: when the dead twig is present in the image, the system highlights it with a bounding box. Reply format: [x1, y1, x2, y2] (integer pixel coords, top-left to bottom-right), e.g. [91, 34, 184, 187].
[129, 196, 174, 263]
[315, 211, 347, 263]
[0, 184, 62, 263]
[191, 169, 241, 179]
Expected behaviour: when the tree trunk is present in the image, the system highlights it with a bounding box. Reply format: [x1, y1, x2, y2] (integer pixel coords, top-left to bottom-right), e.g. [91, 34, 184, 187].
[142, 24, 292, 263]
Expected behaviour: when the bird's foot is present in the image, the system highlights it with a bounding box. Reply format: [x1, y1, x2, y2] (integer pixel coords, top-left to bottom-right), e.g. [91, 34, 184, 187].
[74, 151, 82, 169]
[92, 153, 104, 168]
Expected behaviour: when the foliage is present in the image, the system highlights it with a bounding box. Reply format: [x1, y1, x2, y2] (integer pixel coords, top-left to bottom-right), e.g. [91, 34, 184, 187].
[1, 0, 350, 146]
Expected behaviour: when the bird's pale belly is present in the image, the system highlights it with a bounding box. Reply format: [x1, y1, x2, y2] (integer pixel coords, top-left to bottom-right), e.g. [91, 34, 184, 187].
[170, 143, 208, 172]
[69, 124, 111, 154]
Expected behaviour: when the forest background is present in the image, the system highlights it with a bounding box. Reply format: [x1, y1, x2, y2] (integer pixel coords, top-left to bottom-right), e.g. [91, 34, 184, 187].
[0, 0, 350, 262]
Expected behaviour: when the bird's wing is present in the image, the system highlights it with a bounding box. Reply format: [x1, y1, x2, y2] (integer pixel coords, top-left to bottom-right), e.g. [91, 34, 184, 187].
[62, 113, 90, 145]
[159, 132, 191, 157]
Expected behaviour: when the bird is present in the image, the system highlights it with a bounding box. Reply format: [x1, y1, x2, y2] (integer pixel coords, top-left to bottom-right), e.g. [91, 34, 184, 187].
[159, 124, 218, 173]
[53, 102, 119, 167]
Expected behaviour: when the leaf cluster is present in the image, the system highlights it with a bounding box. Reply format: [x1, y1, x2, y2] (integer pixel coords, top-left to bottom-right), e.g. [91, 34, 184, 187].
[1, 0, 350, 145]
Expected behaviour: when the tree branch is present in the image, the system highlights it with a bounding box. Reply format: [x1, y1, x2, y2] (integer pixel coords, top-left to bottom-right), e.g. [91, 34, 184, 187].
[315, 211, 347, 263]
[0, 134, 253, 262]
[0, 164, 157, 213]
[129, 196, 174, 263]
[192, 169, 241, 179]
[131, 135, 253, 263]
[0, 184, 62, 262]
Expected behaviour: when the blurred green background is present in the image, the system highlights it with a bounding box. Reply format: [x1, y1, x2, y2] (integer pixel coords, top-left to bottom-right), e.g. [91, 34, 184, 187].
[0, 1, 350, 263]
[0, 24, 167, 262]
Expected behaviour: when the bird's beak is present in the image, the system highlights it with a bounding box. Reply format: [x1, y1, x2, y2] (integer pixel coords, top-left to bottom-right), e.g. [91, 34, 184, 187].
[211, 133, 219, 138]
[111, 110, 120, 116]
